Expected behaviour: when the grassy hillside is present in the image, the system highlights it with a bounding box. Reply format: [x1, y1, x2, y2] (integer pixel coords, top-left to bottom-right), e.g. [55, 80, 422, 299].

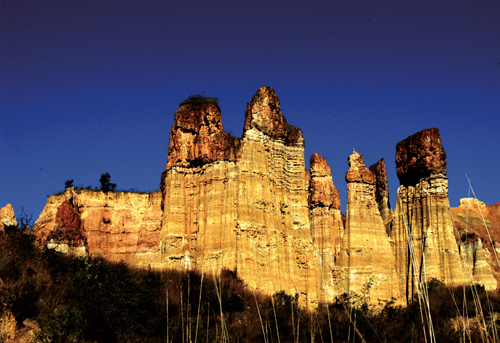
[1, 221, 499, 342]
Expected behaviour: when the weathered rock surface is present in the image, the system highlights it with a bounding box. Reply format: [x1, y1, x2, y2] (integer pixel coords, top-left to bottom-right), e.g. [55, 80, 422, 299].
[161, 86, 323, 305]
[333, 151, 399, 302]
[31, 90, 500, 307]
[369, 159, 393, 233]
[42, 200, 87, 256]
[395, 127, 447, 187]
[391, 128, 465, 302]
[0, 204, 17, 232]
[35, 188, 162, 266]
[460, 237, 498, 291]
[242, 86, 303, 145]
[452, 198, 500, 290]
[308, 153, 344, 302]
[165, 101, 240, 170]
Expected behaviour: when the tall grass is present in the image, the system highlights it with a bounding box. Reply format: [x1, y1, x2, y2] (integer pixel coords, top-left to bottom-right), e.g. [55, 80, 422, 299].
[1, 224, 499, 342]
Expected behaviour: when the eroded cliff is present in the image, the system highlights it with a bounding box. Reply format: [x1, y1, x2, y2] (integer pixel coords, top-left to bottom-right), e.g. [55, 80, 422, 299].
[35, 188, 162, 266]
[391, 128, 466, 302]
[333, 150, 399, 302]
[160, 87, 323, 304]
[31, 88, 499, 307]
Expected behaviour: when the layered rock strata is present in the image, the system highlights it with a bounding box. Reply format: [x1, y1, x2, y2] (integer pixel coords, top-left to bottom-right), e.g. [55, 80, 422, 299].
[391, 128, 465, 302]
[333, 150, 399, 302]
[460, 237, 497, 291]
[161, 87, 323, 305]
[308, 153, 344, 301]
[452, 198, 500, 289]
[35, 188, 162, 266]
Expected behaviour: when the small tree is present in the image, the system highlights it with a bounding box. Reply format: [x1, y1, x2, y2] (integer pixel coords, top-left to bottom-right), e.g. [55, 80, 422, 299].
[99, 172, 116, 192]
[64, 179, 74, 189]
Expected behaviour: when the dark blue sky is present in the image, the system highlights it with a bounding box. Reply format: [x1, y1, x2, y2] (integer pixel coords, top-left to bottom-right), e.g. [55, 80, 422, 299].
[1, 0, 499, 219]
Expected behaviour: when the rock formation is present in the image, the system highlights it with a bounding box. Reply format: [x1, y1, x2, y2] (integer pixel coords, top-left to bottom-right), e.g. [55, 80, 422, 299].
[160, 86, 321, 305]
[0, 204, 18, 232]
[452, 198, 500, 290]
[369, 159, 393, 233]
[333, 150, 399, 302]
[391, 128, 465, 302]
[460, 237, 497, 291]
[308, 153, 344, 302]
[35, 188, 162, 266]
[32, 88, 499, 306]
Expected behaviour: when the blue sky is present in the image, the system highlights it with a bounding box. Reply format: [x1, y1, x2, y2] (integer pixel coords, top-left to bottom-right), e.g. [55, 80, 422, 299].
[1, 0, 499, 219]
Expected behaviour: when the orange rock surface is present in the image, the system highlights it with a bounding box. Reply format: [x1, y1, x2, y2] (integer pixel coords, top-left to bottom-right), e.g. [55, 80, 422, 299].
[451, 198, 500, 290]
[308, 152, 344, 302]
[31, 91, 499, 306]
[0, 204, 17, 232]
[160, 87, 324, 305]
[391, 128, 465, 302]
[334, 151, 400, 302]
[35, 188, 162, 266]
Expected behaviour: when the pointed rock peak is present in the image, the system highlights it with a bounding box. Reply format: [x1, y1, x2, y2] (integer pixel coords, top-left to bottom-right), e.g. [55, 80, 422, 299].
[243, 86, 303, 145]
[0, 204, 18, 231]
[310, 152, 331, 178]
[369, 158, 390, 201]
[309, 153, 340, 209]
[345, 150, 375, 184]
[395, 128, 447, 186]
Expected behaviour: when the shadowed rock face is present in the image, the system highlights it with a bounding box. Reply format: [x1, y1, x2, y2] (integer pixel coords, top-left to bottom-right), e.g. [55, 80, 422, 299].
[53, 200, 84, 245]
[369, 159, 393, 232]
[395, 128, 447, 186]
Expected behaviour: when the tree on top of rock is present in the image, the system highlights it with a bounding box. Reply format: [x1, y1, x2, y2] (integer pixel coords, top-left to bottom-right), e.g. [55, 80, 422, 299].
[99, 172, 116, 192]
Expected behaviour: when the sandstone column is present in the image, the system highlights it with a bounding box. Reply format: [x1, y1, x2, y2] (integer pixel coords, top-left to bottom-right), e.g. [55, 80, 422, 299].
[333, 150, 399, 303]
[308, 152, 344, 302]
[391, 128, 465, 302]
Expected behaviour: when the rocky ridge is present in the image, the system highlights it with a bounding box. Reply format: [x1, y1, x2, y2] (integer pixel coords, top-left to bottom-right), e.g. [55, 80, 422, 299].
[32, 88, 499, 306]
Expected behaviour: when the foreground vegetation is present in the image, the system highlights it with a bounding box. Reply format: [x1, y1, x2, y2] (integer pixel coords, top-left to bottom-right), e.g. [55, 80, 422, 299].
[1, 223, 500, 342]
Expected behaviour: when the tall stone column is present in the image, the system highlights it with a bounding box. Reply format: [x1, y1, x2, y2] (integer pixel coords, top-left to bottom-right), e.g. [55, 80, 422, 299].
[333, 150, 399, 303]
[391, 128, 465, 303]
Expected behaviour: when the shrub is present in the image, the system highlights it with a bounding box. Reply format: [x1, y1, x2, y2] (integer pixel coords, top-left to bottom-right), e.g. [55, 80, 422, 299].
[179, 92, 218, 107]
[64, 179, 74, 189]
[99, 172, 116, 193]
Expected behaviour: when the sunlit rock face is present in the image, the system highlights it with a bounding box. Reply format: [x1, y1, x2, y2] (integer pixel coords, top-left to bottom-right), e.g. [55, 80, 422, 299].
[35, 188, 162, 266]
[0, 204, 18, 232]
[452, 198, 500, 290]
[369, 159, 393, 233]
[391, 128, 465, 302]
[333, 150, 400, 303]
[160, 87, 323, 305]
[308, 152, 344, 301]
[459, 236, 498, 291]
